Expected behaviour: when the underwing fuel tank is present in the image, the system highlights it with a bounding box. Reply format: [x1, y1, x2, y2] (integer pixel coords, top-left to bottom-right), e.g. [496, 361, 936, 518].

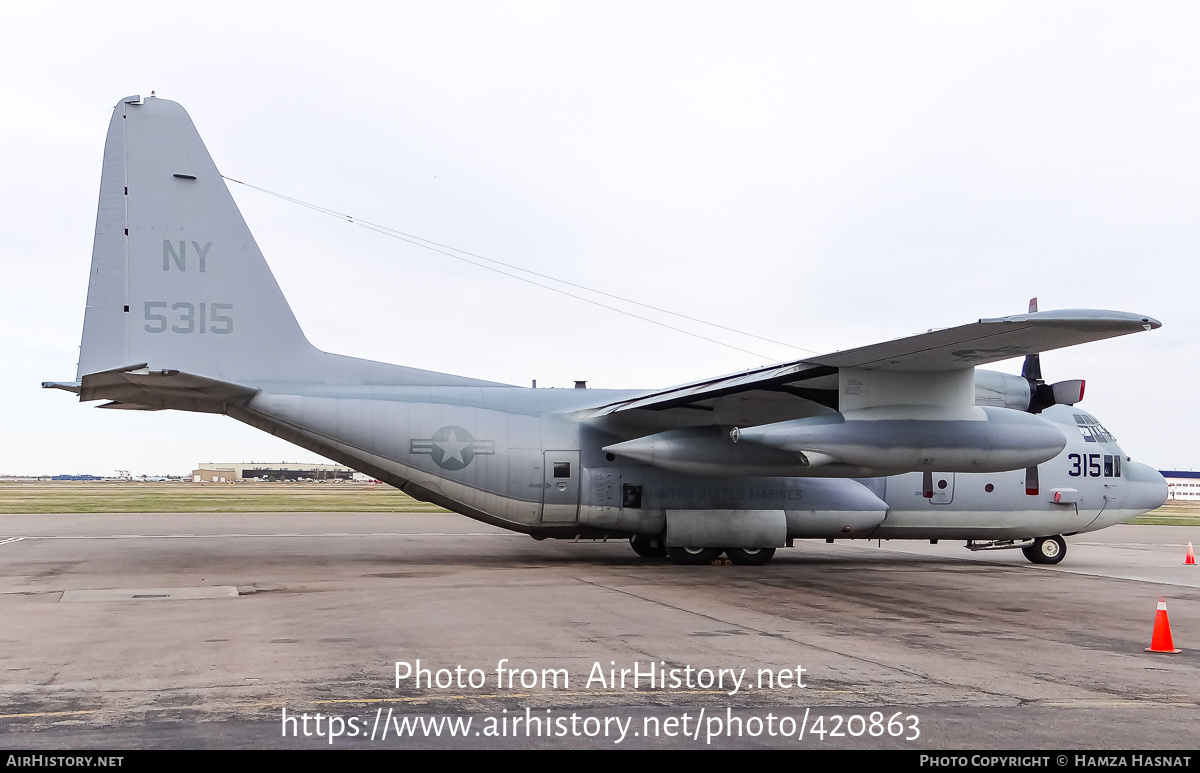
[735, 406, 1067, 474]
[606, 407, 1067, 478]
[604, 426, 840, 478]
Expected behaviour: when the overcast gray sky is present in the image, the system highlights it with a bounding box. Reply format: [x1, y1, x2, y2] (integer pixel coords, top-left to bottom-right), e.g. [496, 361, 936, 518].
[2, 1, 1197, 476]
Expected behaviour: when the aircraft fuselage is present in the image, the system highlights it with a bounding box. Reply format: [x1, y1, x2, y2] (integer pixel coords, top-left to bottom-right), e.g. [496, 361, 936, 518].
[235, 385, 1164, 546]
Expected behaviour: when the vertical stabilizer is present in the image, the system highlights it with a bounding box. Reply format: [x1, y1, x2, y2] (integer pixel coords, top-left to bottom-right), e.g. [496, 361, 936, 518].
[79, 95, 314, 383]
[76, 95, 499, 390]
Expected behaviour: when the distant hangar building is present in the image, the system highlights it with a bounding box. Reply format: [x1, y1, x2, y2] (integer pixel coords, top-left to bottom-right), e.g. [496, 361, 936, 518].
[192, 462, 355, 483]
[1162, 470, 1200, 501]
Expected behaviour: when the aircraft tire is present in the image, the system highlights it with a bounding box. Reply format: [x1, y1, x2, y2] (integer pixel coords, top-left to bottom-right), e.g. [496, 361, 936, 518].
[629, 535, 668, 559]
[725, 547, 776, 566]
[1022, 535, 1067, 565]
[666, 546, 724, 565]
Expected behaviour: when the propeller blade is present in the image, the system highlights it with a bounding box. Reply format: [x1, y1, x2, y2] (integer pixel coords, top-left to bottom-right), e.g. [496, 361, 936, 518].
[1021, 297, 1043, 382]
[1017, 298, 1084, 413]
[1022, 352, 1043, 382]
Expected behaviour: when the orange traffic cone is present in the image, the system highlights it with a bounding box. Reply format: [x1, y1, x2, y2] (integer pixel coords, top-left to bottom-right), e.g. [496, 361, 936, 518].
[1186, 542, 1196, 565]
[1145, 597, 1182, 654]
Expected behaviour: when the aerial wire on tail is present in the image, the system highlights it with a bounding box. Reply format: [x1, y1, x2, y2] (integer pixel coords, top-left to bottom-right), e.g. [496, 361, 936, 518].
[222, 176, 822, 362]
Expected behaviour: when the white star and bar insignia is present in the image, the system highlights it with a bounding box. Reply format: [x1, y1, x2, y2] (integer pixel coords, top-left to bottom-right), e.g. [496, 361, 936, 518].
[409, 426, 496, 471]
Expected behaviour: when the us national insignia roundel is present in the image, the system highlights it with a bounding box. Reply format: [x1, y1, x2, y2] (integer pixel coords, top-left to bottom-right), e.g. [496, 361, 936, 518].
[409, 426, 496, 471]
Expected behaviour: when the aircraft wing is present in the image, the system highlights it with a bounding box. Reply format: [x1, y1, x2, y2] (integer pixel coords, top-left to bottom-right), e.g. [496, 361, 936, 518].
[591, 309, 1159, 417]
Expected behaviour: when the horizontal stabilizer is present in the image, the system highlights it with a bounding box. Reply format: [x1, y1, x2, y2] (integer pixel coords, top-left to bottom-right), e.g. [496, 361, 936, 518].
[72, 364, 258, 414]
[41, 380, 82, 395]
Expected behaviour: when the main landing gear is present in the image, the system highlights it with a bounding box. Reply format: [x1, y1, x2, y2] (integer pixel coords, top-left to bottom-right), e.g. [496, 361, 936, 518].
[666, 546, 724, 565]
[630, 538, 777, 566]
[628, 535, 668, 558]
[724, 547, 776, 566]
[1022, 535, 1067, 565]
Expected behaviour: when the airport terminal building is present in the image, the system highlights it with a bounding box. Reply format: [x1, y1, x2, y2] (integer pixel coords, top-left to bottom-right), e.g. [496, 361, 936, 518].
[191, 462, 356, 483]
[1161, 470, 1200, 500]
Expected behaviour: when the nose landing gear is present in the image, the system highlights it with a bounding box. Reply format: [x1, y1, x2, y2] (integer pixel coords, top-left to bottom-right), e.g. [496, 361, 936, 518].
[1023, 535, 1067, 564]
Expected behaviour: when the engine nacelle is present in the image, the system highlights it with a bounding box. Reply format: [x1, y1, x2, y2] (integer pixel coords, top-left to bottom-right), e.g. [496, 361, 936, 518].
[974, 370, 1033, 411]
[975, 369, 1085, 413]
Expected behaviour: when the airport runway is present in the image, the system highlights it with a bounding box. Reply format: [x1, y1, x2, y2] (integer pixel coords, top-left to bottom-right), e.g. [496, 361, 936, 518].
[1, 513, 1197, 749]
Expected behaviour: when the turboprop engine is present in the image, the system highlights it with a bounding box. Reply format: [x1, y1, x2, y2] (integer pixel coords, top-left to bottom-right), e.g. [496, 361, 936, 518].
[973, 299, 1088, 415]
[974, 367, 1085, 413]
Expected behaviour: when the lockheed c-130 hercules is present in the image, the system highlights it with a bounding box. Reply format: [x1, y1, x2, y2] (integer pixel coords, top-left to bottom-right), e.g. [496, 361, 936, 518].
[45, 95, 1168, 566]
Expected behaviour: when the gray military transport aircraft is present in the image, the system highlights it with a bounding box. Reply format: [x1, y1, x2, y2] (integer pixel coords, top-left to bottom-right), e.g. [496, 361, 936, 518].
[45, 95, 1168, 566]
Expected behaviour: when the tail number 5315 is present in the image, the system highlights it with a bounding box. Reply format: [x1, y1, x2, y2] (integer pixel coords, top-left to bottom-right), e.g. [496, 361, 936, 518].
[144, 301, 233, 334]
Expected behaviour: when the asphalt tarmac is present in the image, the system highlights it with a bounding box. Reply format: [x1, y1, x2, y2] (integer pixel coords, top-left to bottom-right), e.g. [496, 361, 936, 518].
[1, 514, 1197, 749]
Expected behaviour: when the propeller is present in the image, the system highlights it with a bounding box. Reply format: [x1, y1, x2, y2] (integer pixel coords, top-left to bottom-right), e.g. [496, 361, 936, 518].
[1021, 298, 1085, 414]
[1021, 298, 1083, 495]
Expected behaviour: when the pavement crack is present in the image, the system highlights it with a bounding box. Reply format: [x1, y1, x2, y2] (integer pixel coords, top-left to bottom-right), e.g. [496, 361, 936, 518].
[570, 575, 1028, 704]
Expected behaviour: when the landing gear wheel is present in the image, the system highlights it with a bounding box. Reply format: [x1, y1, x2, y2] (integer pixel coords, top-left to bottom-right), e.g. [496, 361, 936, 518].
[1023, 535, 1066, 565]
[666, 546, 724, 565]
[629, 535, 668, 558]
[725, 547, 776, 566]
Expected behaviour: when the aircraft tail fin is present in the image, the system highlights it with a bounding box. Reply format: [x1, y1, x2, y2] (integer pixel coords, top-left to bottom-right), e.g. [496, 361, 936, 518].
[78, 95, 318, 385]
[74, 95, 499, 394]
